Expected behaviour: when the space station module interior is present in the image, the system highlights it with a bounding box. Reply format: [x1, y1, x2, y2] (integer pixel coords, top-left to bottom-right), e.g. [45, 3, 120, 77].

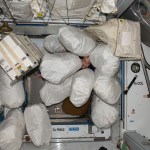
[0, 0, 150, 150]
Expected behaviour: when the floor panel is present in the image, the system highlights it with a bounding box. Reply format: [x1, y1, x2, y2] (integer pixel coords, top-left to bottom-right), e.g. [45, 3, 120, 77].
[21, 141, 118, 150]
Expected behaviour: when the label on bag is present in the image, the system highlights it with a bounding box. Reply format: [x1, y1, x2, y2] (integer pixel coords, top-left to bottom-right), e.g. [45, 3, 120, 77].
[121, 32, 132, 46]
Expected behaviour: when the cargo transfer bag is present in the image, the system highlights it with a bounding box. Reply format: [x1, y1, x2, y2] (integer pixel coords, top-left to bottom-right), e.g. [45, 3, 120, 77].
[40, 52, 82, 84]
[70, 69, 94, 107]
[44, 35, 66, 53]
[90, 44, 119, 77]
[0, 109, 25, 150]
[94, 70, 121, 105]
[85, 19, 141, 59]
[59, 26, 97, 56]
[40, 76, 72, 106]
[91, 95, 119, 128]
[0, 68, 25, 108]
[24, 103, 52, 147]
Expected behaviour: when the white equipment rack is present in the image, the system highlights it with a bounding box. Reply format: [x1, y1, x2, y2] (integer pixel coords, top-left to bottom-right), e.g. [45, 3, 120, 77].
[120, 43, 150, 141]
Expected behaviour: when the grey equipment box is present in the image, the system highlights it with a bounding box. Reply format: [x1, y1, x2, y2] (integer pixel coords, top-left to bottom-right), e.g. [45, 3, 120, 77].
[124, 132, 150, 150]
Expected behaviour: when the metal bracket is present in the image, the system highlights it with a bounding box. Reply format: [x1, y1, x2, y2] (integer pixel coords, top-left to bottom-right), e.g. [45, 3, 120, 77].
[141, 45, 150, 98]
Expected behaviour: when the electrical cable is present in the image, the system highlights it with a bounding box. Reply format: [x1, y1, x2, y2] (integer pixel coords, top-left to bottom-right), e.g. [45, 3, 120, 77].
[47, 0, 56, 23]
[47, 0, 68, 24]
[2, 0, 13, 21]
[46, 0, 55, 24]
[66, 0, 70, 25]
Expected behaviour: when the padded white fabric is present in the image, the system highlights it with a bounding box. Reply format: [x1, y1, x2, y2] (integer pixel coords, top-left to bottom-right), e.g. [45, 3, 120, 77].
[90, 44, 119, 76]
[0, 109, 25, 150]
[40, 76, 72, 106]
[70, 69, 94, 107]
[24, 103, 52, 147]
[59, 26, 97, 56]
[85, 19, 141, 59]
[40, 52, 82, 84]
[0, 68, 25, 108]
[94, 70, 121, 105]
[91, 95, 119, 128]
[44, 35, 66, 53]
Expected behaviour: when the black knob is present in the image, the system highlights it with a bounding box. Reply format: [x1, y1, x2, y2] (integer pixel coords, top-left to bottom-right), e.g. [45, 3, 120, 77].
[131, 63, 140, 73]
[99, 147, 107, 150]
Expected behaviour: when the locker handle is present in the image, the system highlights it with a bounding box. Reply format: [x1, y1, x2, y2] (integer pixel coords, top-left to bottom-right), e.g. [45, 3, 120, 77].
[124, 75, 138, 95]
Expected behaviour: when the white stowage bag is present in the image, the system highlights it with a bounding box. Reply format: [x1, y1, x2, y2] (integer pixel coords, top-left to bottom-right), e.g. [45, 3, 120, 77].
[90, 44, 119, 76]
[85, 19, 141, 59]
[70, 69, 94, 107]
[40, 76, 72, 106]
[40, 52, 82, 84]
[9, 1, 33, 21]
[24, 103, 52, 147]
[91, 95, 118, 128]
[59, 26, 97, 56]
[0, 68, 25, 108]
[0, 109, 25, 150]
[94, 70, 121, 105]
[44, 35, 66, 53]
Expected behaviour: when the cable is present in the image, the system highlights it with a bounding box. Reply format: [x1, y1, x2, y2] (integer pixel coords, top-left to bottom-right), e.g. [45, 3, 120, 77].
[47, 1, 68, 24]
[2, 0, 12, 21]
[46, 0, 56, 24]
[48, 0, 56, 19]
[66, 0, 69, 25]
[138, 0, 150, 27]
[1, 0, 16, 23]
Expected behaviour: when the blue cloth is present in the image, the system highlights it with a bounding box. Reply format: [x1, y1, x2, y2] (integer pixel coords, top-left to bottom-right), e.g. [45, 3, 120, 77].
[0, 112, 4, 123]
